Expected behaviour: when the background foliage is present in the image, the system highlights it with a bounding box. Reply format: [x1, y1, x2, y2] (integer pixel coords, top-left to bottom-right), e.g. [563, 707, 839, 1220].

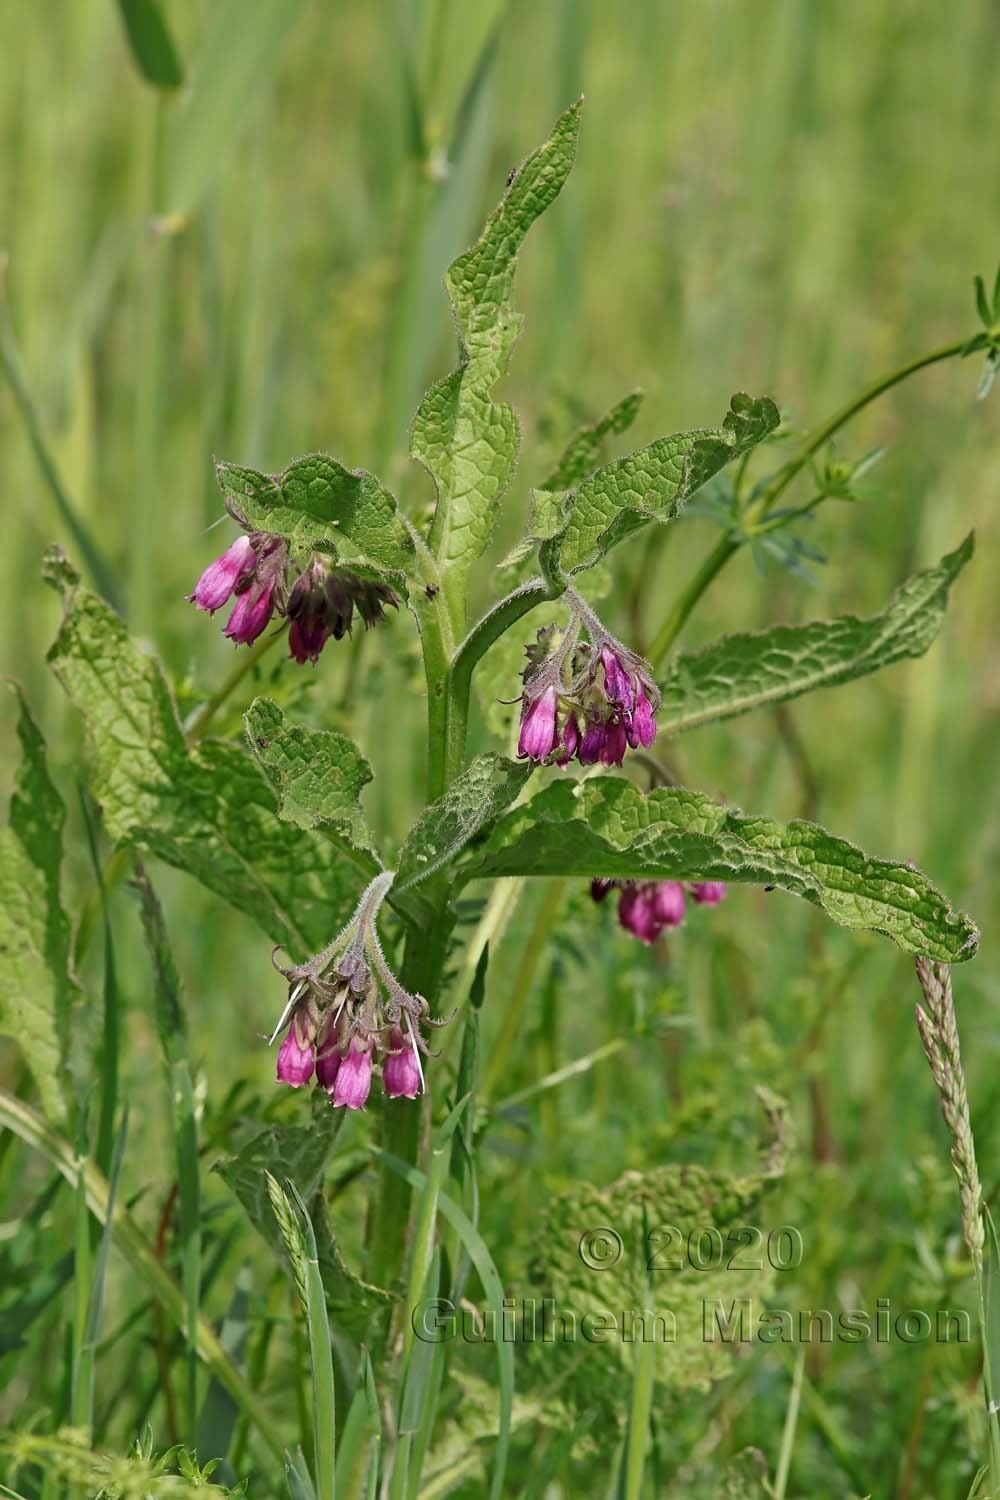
[1, 1, 998, 1495]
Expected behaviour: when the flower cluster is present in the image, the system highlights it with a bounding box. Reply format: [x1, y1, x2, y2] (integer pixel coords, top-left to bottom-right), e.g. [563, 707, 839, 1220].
[516, 590, 659, 769]
[270, 873, 446, 1109]
[190, 528, 397, 662]
[591, 877, 726, 944]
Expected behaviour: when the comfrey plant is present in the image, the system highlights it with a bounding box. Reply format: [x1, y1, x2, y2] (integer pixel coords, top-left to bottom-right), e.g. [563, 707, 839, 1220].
[1, 101, 991, 1497]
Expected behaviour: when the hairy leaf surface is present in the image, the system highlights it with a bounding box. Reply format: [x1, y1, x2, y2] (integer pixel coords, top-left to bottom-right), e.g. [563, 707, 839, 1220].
[413, 101, 582, 617]
[0, 687, 76, 1121]
[215, 453, 413, 578]
[44, 551, 359, 957]
[544, 392, 780, 577]
[245, 697, 379, 866]
[658, 535, 974, 734]
[461, 778, 977, 960]
[394, 754, 531, 892]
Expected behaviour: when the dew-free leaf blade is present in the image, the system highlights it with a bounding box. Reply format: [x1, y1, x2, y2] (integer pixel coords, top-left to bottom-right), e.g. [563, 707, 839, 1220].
[413, 101, 582, 620]
[460, 778, 977, 961]
[114, 0, 183, 90]
[658, 534, 973, 735]
[0, 686, 76, 1123]
[245, 697, 381, 866]
[217, 453, 415, 577]
[546, 392, 780, 577]
[394, 754, 531, 892]
[44, 549, 359, 958]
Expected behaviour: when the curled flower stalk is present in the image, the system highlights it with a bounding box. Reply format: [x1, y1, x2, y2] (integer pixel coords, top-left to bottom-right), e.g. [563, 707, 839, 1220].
[269, 872, 446, 1109]
[189, 490, 397, 663]
[516, 588, 660, 768]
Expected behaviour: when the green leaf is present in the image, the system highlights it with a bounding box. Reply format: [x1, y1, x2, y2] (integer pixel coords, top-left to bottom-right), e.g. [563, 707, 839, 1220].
[0, 686, 76, 1122]
[658, 534, 973, 735]
[215, 1095, 344, 1263]
[44, 550, 358, 958]
[114, 0, 183, 90]
[244, 697, 380, 863]
[216, 453, 414, 578]
[394, 753, 532, 892]
[460, 778, 978, 962]
[311, 1193, 396, 1339]
[545, 392, 780, 577]
[975, 273, 992, 327]
[540, 389, 644, 492]
[414, 101, 582, 618]
[523, 1151, 780, 1417]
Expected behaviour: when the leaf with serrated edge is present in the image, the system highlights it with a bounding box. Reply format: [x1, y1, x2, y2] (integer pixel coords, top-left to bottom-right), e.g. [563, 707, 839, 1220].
[0, 687, 77, 1122]
[215, 452, 413, 578]
[394, 754, 531, 893]
[244, 698, 380, 863]
[659, 534, 973, 735]
[549, 392, 780, 576]
[460, 779, 977, 962]
[414, 101, 582, 618]
[44, 549, 359, 959]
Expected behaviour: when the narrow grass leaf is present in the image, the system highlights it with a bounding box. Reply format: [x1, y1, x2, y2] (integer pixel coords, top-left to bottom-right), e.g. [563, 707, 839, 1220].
[114, 0, 183, 89]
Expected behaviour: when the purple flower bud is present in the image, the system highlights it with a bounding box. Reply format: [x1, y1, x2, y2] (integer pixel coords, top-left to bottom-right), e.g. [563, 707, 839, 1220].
[224, 581, 276, 645]
[652, 880, 686, 927]
[590, 877, 616, 903]
[315, 1042, 341, 1092]
[618, 885, 661, 945]
[601, 646, 634, 712]
[276, 1026, 314, 1087]
[689, 881, 727, 906]
[332, 1039, 373, 1110]
[383, 1026, 422, 1100]
[627, 683, 657, 749]
[189, 536, 254, 613]
[555, 710, 580, 766]
[600, 717, 628, 767]
[578, 715, 607, 765]
[518, 686, 560, 762]
[288, 614, 329, 664]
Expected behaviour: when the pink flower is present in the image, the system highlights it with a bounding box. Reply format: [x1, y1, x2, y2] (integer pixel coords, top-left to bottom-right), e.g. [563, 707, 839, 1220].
[578, 716, 607, 765]
[555, 711, 580, 766]
[652, 881, 686, 927]
[332, 1039, 373, 1110]
[189, 536, 254, 613]
[628, 683, 657, 749]
[689, 881, 726, 906]
[315, 1042, 342, 1092]
[224, 581, 276, 645]
[276, 1026, 314, 1087]
[383, 1026, 422, 1099]
[601, 718, 628, 767]
[518, 686, 560, 762]
[618, 885, 661, 944]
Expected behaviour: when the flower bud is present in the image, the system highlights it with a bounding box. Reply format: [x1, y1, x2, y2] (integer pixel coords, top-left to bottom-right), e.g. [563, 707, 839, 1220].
[332, 1038, 373, 1110]
[189, 536, 255, 613]
[518, 686, 560, 762]
[689, 881, 726, 905]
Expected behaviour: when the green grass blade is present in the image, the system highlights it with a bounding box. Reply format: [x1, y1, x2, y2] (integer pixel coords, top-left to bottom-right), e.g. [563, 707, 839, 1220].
[0, 1086, 285, 1460]
[114, 0, 183, 89]
[0, 265, 120, 610]
[372, 1144, 512, 1500]
[268, 1177, 337, 1500]
[72, 1108, 128, 1434]
[165, 0, 311, 221]
[77, 789, 120, 1179]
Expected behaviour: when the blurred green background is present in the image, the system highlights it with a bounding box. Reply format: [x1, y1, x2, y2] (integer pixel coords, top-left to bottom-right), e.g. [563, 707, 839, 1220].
[2, 0, 999, 1491]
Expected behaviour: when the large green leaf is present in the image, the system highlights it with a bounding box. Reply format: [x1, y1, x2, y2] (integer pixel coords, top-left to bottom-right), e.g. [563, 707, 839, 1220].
[44, 550, 358, 959]
[459, 778, 977, 961]
[658, 534, 974, 735]
[542, 392, 780, 578]
[244, 697, 380, 867]
[215, 453, 414, 578]
[394, 754, 531, 892]
[0, 687, 76, 1122]
[414, 101, 582, 619]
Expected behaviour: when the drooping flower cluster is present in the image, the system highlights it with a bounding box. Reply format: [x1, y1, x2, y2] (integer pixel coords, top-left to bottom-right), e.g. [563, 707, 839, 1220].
[190, 522, 397, 662]
[516, 589, 659, 769]
[270, 873, 446, 1109]
[591, 876, 726, 944]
